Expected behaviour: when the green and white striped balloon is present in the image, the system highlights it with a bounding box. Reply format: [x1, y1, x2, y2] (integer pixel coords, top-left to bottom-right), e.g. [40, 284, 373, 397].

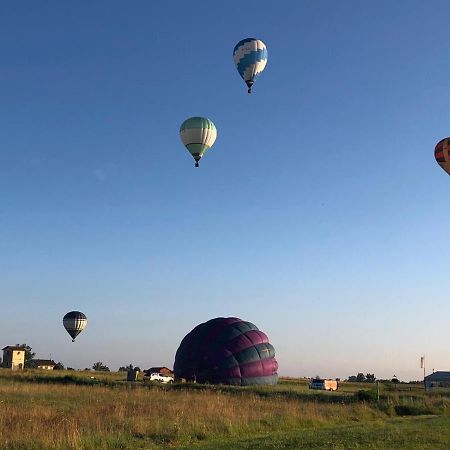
[179, 117, 217, 167]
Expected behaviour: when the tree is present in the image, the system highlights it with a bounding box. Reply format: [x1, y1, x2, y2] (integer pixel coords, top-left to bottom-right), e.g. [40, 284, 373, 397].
[119, 364, 141, 372]
[53, 362, 65, 370]
[16, 344, 35, 368]
[366, 373, 376, 383]
[356, 372, 366, 382]
[348, 372, 376, 382]
[92, 362, 110, 372]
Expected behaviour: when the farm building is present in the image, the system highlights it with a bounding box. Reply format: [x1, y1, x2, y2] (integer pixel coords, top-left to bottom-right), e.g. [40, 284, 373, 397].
[144, 367, 174, 377]
[32, 359, 56, 370]
[424, 371, 450, 390]
[2, 346, 25, 370]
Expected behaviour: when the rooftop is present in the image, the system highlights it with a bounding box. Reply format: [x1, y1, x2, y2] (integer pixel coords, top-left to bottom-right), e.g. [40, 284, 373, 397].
[424, 371, 450, 381]
[32, 359, 56, 366]
[144, 366, 173, 375]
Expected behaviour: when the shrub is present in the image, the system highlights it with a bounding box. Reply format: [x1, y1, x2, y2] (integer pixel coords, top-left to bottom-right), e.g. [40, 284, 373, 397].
[394, 404, 435, 416]
[356, 389, 378, 402]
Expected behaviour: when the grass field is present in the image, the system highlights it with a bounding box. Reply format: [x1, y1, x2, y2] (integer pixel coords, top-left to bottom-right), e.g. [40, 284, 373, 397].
[1, 369, 449, 449]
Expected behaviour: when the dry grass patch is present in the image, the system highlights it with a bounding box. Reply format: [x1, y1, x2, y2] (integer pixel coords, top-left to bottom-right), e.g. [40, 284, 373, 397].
[0, 381, 385, 449]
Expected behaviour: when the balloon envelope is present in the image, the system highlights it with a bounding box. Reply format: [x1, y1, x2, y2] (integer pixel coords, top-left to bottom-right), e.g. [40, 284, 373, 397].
[174, 317, 278, 386]
[233, 38, 268, 93]
[179, 117, 217, 167]
[63, 311, 87, 342]
[435, 137, 450, 175]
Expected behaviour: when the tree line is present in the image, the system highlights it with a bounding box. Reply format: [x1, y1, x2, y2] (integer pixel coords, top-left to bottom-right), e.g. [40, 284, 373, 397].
[0, 344, 141, 372]
[347, 373, 376, 383]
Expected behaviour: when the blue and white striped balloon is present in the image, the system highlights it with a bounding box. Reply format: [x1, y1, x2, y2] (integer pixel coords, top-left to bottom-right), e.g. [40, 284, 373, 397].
[233, 38, 268, 93]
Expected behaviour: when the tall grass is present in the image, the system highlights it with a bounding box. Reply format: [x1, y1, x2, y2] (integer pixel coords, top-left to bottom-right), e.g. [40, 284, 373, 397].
[0, 371, 448, 449]
[0, 381, 381, 449]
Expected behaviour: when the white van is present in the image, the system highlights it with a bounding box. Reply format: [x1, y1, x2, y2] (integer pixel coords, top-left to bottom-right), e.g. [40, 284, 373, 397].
[309, 378, 338, 391]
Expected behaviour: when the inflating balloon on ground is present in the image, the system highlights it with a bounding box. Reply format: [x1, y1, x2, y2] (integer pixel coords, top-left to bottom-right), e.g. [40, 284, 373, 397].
[174, 317, 278, 386]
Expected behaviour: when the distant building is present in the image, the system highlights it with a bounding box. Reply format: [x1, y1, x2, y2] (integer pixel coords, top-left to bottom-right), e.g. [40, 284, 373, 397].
[2, 346, 25, 370]
[32, 359, 56, 370]
[424, 371, 450, 390]
[144, 367, 174, 377]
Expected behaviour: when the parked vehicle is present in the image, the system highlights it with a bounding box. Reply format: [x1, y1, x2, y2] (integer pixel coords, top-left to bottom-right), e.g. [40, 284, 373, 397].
[309, 378, 338, 391]
[149, 372, 173, 384]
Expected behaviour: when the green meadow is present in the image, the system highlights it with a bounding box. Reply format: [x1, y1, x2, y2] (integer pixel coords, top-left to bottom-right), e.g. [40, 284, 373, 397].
[1, 369, 449, 449]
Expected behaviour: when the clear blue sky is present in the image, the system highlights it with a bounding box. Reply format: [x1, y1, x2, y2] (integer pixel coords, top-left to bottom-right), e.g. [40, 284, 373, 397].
[1, 1, 450, 380]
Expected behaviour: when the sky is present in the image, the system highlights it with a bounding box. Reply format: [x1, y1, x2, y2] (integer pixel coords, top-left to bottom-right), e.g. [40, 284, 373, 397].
[1, 1, 450, 381]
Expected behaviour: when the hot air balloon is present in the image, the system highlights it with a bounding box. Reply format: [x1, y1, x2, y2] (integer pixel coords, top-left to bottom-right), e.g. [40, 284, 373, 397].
[435, 137, 450, 176]
[179, 117, 217, 167]
[174, 317, 278, 386]
[233, 38, 268, 93]
[63, 311, 87, 342]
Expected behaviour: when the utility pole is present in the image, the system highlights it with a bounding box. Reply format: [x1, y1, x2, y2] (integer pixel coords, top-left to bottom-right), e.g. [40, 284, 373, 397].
[421, 355, 426, 390]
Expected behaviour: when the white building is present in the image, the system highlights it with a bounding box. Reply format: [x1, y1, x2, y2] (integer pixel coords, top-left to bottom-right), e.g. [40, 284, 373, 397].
[2, 346, 25, 370]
